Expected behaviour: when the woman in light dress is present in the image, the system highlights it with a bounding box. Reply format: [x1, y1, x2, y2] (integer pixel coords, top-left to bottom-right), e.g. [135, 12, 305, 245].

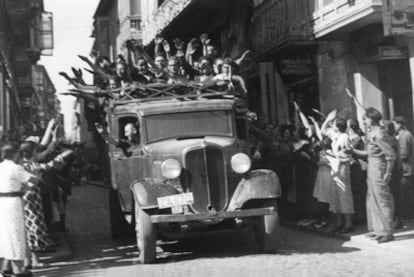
[328, 118, 354, 232]
[311, 110, 354, 232]
[0, 143, 35, 277]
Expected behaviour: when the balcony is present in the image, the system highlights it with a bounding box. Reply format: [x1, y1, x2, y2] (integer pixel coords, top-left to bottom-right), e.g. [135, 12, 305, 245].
[28, 12, 54, 56]
[142, 0, 192, 45]
[251, 0, 311, 57]
[310, 0, 383, 38]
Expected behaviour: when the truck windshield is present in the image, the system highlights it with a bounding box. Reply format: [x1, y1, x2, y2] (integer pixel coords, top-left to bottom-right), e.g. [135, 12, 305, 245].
[145, 110, 233, 143]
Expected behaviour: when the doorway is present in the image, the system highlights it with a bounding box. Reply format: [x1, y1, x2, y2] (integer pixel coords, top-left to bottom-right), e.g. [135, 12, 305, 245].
[379, 59, 414, 132]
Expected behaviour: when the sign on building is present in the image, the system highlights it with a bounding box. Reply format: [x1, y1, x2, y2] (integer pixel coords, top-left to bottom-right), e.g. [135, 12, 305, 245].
[383, 0, 414, 36]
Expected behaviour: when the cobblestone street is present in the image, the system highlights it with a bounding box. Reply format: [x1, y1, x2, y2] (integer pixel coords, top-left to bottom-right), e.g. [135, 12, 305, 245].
[31, 184, 414, 277]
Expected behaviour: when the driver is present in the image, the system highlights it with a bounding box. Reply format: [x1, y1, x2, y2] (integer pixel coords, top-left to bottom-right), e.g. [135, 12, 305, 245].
[95, 122, 140, 157]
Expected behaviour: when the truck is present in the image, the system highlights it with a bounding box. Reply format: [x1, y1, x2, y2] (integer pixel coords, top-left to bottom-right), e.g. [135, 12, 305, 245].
[105, 84, 281, 263]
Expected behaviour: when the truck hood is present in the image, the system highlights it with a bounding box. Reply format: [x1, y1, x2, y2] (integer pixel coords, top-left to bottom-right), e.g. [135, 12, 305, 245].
[143, 136, 236, 157]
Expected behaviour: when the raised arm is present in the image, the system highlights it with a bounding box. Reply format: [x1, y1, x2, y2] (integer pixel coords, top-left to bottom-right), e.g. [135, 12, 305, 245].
[185, 38, 199, 66]
[309, 116, 323, 142]
[162, 40, 171, 60]
[154, 35, 164, 57]
[294, 101, 311, 130]
[35, 126, 59, 162]
[200, 33, 210, 57]
[321, 110, 337, 135]
[40, 118, 56, 146]
[346, 88, 365, 111]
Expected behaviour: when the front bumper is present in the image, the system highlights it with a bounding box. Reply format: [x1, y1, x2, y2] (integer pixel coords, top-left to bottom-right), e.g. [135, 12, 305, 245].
[150, 207, 275, 223]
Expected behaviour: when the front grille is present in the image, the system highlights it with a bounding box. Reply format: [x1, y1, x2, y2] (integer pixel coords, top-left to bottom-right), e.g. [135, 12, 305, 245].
[185, 147, 227, 213]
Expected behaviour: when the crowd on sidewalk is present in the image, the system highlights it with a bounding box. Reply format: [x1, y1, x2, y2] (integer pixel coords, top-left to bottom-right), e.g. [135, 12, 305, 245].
[0, 119, 84, 277]
[251, 96, 414, 244]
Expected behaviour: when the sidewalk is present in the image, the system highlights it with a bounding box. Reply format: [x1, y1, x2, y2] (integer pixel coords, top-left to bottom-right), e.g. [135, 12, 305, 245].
[37, 178, 109, 263]
[283, 219, 414, 257]
[349, 221, 414, 257]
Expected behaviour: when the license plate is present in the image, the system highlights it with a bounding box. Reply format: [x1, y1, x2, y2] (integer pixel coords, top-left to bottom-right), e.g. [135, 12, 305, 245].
[157, 192, 194, 209]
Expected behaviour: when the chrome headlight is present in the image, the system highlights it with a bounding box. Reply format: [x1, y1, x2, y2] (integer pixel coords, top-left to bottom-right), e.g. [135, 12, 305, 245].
[231, 153, 251, 174]
[161, 159, 182, 179]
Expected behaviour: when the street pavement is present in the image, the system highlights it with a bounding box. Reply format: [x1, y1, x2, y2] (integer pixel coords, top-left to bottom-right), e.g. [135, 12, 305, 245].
[33, 183, 414, 277]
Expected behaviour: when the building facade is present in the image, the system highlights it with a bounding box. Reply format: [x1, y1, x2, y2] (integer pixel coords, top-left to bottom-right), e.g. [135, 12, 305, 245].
[92, 0, 143, 60]
[32, 65, 57, 129]
[0, 0, 54, 136]
[78, 0, 144, 162]
[141, 0, 414, 131]
[252, 0, 414, 129]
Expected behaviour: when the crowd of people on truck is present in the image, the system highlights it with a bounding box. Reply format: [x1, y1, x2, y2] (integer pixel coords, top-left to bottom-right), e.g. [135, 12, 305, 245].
[84, 33, 250, 99]
[0, 119, 84, 277]
[251, 95, 414, 244]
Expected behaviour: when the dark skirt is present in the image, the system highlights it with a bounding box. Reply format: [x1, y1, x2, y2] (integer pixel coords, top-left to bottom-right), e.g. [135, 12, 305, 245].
[23, 186, 53, 251]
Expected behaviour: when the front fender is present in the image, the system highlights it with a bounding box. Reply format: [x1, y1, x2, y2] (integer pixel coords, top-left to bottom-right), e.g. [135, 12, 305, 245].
[227, 169, 281, 211]
[130, 178, 178, 209]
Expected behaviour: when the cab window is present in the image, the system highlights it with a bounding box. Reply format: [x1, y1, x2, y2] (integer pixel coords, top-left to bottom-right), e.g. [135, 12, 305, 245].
[118, 116, 141, 145]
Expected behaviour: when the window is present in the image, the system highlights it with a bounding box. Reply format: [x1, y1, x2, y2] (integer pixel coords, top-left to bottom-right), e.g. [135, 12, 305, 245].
[118, 116, 141, 145]
[130, 19, 141, 30]
[130, 0, 142, 15]
[145, 111, 233, 143]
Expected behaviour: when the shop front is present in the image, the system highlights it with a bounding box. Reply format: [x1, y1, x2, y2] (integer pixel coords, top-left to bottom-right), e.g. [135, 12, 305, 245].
[250, 0, 316, 125]
[347, 23, 414, 131]
[310, 0, 414, 130]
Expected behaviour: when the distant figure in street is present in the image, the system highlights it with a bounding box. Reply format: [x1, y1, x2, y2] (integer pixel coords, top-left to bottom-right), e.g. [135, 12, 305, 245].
[393, 116, 414, 220]
[352, 108, 396, 243]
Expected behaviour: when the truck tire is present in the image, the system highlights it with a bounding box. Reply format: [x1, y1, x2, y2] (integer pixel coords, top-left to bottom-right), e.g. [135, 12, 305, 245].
[254, 199, 280, 253]
[109, 188, 130, 239]
[135, 202, 156, 263]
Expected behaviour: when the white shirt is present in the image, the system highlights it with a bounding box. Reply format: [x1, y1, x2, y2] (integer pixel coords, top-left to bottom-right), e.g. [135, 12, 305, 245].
[0, 160, 33, 193]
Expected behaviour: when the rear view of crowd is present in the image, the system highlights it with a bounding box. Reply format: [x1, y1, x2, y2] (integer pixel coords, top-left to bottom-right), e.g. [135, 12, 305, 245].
[0, 119, 83, 277]
[251, 98, 414, 244]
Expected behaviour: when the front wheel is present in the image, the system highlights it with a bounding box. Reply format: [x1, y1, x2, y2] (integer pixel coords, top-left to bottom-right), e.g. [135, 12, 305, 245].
[135, 202, 156, 263]
[254, 199, 280, 253]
